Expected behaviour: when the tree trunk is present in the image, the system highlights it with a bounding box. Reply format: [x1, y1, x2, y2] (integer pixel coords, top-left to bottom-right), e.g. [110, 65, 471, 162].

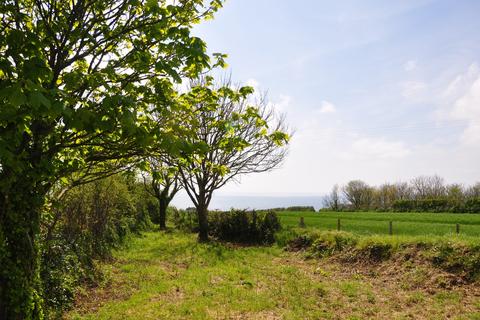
[196, 204, 209, 242]
[158, 198, 167, 230]
[0, 182, 45, 320]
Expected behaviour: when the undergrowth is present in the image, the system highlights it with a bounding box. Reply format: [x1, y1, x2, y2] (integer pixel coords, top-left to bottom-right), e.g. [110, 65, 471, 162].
[280, 228, 480, 281]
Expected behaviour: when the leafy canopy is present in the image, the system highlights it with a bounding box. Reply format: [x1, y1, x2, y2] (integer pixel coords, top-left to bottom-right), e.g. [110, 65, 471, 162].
[0, 0, 226, 188]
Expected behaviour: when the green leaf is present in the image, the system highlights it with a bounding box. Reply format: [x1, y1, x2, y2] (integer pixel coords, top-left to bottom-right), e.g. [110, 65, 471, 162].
[29, 91, 51, 108]
[9, 88, 27, 106]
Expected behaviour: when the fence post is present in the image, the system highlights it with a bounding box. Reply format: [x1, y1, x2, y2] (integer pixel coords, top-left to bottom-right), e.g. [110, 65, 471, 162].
[337, 218, 341, 231]
[389, 221, 393, 235]
[299, 217, 306, 228]
[456, 224, 460, 234]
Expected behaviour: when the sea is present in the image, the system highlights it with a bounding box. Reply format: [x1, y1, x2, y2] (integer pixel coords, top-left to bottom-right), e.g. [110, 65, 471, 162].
[170, 192, 326, 211]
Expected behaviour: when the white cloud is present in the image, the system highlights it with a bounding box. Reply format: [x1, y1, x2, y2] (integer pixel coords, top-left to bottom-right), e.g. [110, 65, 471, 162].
[274, 94, 292, 113]
[401, 81, 427, 99]
[443, 63, 479, 99]
[431, 63, 480, 146]
[244, 79, 291, 114]
[317, 100, 337, 114]
[450, 74, 480, 145]
[404, 60, 417, 72]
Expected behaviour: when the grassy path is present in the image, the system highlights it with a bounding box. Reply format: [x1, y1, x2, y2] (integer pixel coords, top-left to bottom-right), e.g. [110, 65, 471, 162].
[67, 232, 480, 320]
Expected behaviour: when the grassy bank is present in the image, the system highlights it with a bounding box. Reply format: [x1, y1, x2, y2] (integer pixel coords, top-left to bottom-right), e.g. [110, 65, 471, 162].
[67, 231, 480, 319]
[278, 211, 480, 236]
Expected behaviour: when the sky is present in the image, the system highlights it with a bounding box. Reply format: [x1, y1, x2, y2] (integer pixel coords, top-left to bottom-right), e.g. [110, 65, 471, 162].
[173, 0, 480, 208]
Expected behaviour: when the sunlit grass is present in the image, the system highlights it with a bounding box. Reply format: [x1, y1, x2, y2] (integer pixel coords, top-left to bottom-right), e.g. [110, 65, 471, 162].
[67, 231, 480, 320]
[278, 211, 480, 236]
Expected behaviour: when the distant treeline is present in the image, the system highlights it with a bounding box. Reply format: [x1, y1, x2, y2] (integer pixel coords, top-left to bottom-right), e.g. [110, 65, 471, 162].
[269, 206, 316, 212]
[322, 175, 480, 213]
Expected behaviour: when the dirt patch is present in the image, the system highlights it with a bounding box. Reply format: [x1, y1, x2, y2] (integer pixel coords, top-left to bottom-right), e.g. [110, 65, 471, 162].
[72, 267, 136, 316]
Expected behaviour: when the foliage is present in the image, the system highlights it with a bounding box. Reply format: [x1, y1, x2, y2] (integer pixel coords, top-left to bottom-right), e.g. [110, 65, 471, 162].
[170, 209, 282, 244]
[465, 198, 480, 213]
[327, 177, 480, 213]
[269, 206, 316, 212]
[392, 198, 480, 213]
[170, 208, 199, 233]
[142, 159, 181, 229]
[208, 210, 281, 245]
[176, 77, 289, 241]
[0, 0, 225, 317]
[40, 174, 154, 318]
[432, 243, 480, 281]
[310, 231, 358, 257]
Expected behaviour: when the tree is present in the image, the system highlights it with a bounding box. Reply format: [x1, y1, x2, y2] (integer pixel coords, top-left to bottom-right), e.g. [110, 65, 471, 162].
[411, 175, 445, 199]
[0, 1, 224, 318]
[343, 180, 373, 210]
[143, 158, 181, 230]
[466, 182, 480, 199]
[177, 78, 289, 242]
[375, 183, 399, 211]
[323, 184, 341, 210]
[393, 182, 412, 200]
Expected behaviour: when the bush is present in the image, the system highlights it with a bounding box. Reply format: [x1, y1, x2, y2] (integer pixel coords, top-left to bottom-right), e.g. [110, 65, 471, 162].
[40, 173, 154, 317]
[310, 231, 358, 256]
[286, 206, 316, 212]
[392, 200, 415, 212]
[358, 240, 394, 261]
[208, 210, 281, 244]
[170, 208, 198, 232]
[465, 198, 480, 213]
[432, 243, 480, 281]
[392, 198, 480, 213]
[285, 235, 313, 251]
[269, 206, 316, 212]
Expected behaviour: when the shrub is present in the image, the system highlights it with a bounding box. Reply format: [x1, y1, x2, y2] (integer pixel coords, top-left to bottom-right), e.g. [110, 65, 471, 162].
[285, 235, 313, 251]
[465, 198, 480, 213]
[286, 206, 316, 212]
[392, 198, 480, 213]
[310, 231, 358, 256]
[208, 210, 281, 244]
[358, 240, 394, 261]
[171, 208, 198, 232]
[392, 200, 416, 212]
[432, 243, 480, 281]
[269, 206, 316, 212]
[40, 173, 154, 317]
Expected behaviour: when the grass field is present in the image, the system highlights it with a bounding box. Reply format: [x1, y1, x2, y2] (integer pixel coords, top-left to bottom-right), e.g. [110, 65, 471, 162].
[67, 231, 480, 320]
[278, 211, 480, 236]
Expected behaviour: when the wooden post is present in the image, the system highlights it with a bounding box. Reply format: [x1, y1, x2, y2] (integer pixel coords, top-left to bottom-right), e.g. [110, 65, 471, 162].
[337, 218, 341, 231]
[299, 217, 306, 228]
[389, 221, 393, 235]
[456, 224, 460, 234]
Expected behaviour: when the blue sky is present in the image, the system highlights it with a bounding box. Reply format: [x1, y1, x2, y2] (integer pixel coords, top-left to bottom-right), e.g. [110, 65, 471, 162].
[175, 0, 480, 207]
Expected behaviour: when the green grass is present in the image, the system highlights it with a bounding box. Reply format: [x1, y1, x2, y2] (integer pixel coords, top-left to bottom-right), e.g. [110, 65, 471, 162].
[67, 231, 480, 320]
[278, 211, 480, 236]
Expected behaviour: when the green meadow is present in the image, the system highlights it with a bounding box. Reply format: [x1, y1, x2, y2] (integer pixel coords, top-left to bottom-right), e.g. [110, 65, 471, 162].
[278, 211, 480, 236]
